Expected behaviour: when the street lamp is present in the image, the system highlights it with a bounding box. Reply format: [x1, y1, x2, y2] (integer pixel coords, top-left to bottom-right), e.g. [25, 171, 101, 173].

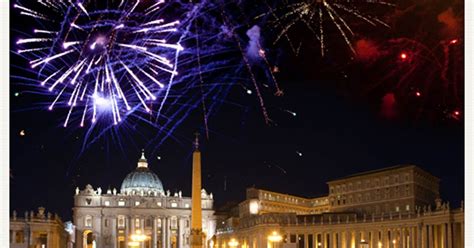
[228, 238, 239, 247]
[360, 239, 369, 248]
[268, 231, 283, 248]
[128, 230, 148, 247]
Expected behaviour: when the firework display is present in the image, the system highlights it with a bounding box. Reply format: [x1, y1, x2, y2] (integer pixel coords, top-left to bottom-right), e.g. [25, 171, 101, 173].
[371, 38, 463, 120]
[259, 0, 394, 56]
[11, 0, 463, 152]
[14, 0, 183, 127]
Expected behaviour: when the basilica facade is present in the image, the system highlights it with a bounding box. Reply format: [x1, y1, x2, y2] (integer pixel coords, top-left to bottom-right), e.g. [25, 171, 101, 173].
[73, 152, 216, 248]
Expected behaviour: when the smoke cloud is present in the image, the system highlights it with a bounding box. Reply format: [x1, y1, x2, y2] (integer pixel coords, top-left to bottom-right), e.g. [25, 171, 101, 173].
[246, 25, 261, 60]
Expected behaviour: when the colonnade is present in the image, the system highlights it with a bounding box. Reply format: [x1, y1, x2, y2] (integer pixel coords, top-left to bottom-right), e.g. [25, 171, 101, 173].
[216, 221, 464, 248]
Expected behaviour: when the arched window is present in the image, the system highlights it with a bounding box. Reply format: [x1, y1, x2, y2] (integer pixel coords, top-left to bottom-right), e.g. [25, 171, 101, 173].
[118, 216, 125, 228]
[171, 216, 177, 229]
[85, 216, 92, 227]
[135, 218, 140, 228]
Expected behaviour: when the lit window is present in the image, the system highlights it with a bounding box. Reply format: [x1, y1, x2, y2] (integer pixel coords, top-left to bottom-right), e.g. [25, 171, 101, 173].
[185, 203, 190, 208]
[171, 202, 178, 208]
[104, 201, 110, 206]
[85, 216, 92, 227]
[135, 201, 140, 206]
[249, 200, 259, 214]
[395, 206, 400, 212]
[118, 201, 125, 206]
[406, 205, 410, 211]
[157, 202, 162, 207]
[157, 219, 162, 227]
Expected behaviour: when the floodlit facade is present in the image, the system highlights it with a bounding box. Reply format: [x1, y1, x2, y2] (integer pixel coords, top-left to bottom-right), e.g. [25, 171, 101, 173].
[73, 152, 216, 248]
[215, 165, 464, 248]
[9, 207, 69, 248]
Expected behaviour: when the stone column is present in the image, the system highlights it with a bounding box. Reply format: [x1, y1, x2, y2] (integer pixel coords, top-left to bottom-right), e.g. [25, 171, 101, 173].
[331, 232, 335, 248]
[141, 218, 145, 248]
[351, 230, 356, 248]
[11, 230, 16, 244]
[440, 224, 446, 248]
[131, 216, 136, 235]
[27, 228, 33, 247]
[344, 230, 351, 248]
[161, 217, 166, 248]
[382, 228, 388, 248]
[370, 230, 377, 248]
[178, 217, 183, 248]
[427, 226, 433, 248]
[420, 225, 425, 248]
[125, 217, 131, 247]
[112, 218, 117, 248]
[337, 232, 342, 248]
[355, 230, 361, 248]
[152, 217, 157, 248]
[47, 231, 53, 248]
[447, 223, 452, 248]
[168, 217, 172, 248]
[409, 227, 415, 248]
[322, 232, 327, 248]
[433, 225, 439, 248]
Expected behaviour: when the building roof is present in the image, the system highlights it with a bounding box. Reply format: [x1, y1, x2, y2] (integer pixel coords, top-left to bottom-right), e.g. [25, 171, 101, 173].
[327, 164, 438, 184]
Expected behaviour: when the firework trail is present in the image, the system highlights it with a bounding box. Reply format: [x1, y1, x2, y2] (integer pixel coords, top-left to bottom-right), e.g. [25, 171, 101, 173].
[220, 10, 271, 124]
[258, 0, 394, 56]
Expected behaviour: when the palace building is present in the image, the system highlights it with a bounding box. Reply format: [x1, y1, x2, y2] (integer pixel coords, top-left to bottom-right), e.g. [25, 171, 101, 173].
[73, 151, 216, 248]
[215, 165, 464, 248]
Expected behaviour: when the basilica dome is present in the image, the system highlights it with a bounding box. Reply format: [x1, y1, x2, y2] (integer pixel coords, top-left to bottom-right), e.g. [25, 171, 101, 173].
[120, 152, 164, 196]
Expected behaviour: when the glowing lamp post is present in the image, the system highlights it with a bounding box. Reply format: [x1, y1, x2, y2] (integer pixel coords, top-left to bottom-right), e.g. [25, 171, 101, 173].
[228, 238, 239, 247]
[360, 240, 369, 248]
[128, 230, 148, 247]
[268, 231, 283, 248]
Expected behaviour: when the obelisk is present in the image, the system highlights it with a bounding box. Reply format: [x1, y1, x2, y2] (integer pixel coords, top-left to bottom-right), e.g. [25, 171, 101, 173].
[190, 133, 204, 248]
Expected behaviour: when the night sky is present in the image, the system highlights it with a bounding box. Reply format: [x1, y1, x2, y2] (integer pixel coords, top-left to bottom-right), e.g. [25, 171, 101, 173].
[10, 0, 464, 221]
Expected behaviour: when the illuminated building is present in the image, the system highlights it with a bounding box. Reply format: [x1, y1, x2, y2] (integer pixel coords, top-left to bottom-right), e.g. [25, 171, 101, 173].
[9, 207, 69, 248]
[73, 151, 215, 248]
[215, 165, 464, 248]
